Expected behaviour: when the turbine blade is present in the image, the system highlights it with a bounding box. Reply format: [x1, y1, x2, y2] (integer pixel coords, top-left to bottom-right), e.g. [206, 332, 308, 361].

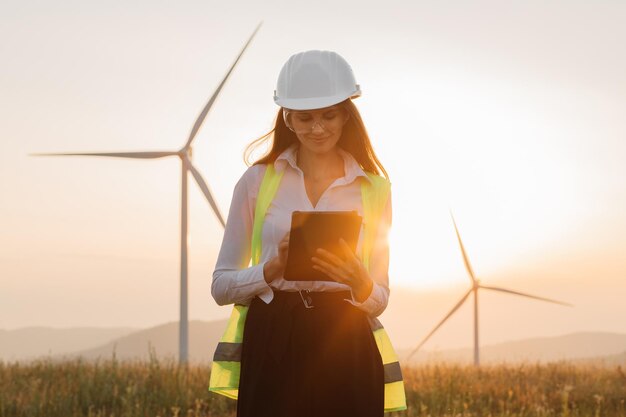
[449, 209, 477, 283]
[187, 161, 226, 228]
[29, 151, 177, 159]
[184, 21, 262, 149]
[406, 288, 473, 361]
[479, 284, 573, 307]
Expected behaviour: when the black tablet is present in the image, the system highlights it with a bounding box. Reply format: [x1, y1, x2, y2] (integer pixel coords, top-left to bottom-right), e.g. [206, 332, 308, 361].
[284, 210, 362, 281]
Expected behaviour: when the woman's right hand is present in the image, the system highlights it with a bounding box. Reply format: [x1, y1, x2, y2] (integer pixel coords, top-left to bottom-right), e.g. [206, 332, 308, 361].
[263, 231, 289, 283]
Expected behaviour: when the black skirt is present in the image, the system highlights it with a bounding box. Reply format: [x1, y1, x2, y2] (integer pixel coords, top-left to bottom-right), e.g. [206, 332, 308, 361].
[237, 290, 384, 417]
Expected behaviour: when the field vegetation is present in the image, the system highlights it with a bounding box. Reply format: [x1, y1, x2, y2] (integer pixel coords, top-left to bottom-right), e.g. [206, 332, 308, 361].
[1, 351, 624, 417]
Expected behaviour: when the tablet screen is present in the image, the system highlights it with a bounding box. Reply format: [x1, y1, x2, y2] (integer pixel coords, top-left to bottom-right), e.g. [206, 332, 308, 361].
[284, 210, 362, 281]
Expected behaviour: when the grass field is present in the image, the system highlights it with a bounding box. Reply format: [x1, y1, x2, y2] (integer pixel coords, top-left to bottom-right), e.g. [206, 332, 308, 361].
[1, 353, 624, 417]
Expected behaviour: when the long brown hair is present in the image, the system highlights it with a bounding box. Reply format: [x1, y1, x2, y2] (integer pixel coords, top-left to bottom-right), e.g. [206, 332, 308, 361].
[243, 99, 389, 180]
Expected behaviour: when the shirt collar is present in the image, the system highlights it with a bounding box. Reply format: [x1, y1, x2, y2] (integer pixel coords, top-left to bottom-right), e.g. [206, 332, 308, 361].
[273, 142, 373, 185]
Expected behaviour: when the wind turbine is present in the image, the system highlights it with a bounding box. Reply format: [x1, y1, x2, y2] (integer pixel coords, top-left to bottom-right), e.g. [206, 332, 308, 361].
[29, 22, 263, 364]
[406, 210, 573, 365]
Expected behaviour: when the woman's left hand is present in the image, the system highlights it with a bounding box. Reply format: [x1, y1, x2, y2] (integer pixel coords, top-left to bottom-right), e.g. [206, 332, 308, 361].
[311, 238, 374, 303]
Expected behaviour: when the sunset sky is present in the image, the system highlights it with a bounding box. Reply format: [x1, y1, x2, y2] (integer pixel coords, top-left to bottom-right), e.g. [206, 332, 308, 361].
[2, 0, 625, 350]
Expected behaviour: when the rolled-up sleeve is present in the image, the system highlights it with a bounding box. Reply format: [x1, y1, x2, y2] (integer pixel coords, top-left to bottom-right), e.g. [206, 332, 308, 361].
[211, 165, 274, 306]
[345, 189, 392, 317]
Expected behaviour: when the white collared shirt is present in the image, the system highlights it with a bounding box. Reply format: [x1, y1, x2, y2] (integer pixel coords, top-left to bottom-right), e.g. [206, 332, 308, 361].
[211, 143, 392, 317]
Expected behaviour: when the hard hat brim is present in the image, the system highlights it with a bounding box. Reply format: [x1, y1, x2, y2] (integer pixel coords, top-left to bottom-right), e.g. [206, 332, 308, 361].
[274, 90, 361, 111]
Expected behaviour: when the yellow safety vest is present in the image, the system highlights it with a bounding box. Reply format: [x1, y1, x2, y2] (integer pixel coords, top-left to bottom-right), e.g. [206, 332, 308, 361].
[208, 163, 407, 412]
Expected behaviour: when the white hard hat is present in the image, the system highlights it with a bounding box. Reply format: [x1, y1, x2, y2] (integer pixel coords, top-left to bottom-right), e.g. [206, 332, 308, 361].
[274, 50, 361, 110]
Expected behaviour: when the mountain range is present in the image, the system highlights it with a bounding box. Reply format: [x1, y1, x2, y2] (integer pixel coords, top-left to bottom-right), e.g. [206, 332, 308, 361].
[2, 321, 625, 367]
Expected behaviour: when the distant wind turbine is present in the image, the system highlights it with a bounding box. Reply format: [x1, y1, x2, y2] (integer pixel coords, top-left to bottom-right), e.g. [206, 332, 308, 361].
[406, 210, 573, 365]
[29, 22, 263, 364]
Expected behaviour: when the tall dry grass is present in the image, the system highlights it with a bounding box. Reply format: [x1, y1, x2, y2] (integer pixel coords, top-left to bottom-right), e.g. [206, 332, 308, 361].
[392, 361, 625, 417]
[1, 351, 624, 417]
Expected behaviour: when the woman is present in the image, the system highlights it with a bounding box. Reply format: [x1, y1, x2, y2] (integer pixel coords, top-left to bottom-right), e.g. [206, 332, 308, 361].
[209, 50, 406, 417]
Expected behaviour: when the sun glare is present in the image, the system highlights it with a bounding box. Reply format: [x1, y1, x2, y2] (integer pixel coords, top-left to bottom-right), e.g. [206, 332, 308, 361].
[366, 69, 582, 290]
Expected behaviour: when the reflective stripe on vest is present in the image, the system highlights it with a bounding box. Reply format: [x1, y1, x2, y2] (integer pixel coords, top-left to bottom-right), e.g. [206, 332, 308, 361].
[208, 163, 407, 412]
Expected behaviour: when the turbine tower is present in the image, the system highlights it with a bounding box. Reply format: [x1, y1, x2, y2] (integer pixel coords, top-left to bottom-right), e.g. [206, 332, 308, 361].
[29, 22, 263, 364]
[406, 210, 573, 366]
